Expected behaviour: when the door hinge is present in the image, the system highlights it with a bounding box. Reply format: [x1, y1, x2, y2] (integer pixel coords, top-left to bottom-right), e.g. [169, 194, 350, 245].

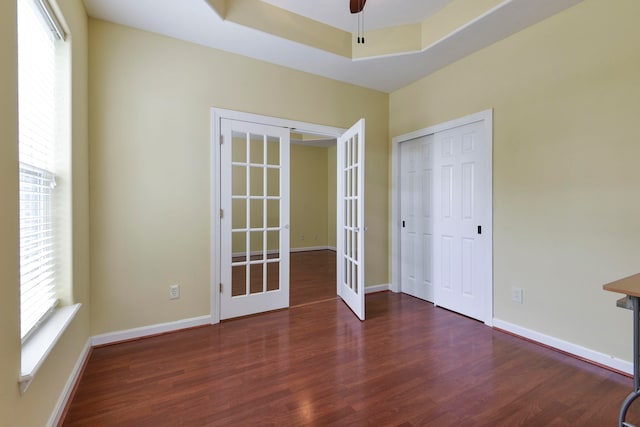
[220, 209, 224, 219]
[220, 135, 224, 145]
[219, 283, 223, 293]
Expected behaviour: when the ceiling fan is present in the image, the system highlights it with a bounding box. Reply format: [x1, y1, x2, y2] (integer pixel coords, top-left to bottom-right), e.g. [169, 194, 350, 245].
[350, 0, 367, 44]
[350, 0, 366, 14]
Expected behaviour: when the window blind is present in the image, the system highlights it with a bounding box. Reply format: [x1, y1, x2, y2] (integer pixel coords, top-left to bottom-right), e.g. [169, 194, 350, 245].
[18, 0, 61, 341]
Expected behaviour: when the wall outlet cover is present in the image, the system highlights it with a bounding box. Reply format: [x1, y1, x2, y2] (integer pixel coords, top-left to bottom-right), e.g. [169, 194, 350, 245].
[170, 284, 180, 300]
[511, 287, 523, 304]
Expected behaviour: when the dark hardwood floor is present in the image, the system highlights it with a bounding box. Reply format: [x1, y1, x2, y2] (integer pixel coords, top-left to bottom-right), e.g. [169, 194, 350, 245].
[290, 250, 337, 307]
[62, 291, 639, 426]
[231, 250, 336, 306]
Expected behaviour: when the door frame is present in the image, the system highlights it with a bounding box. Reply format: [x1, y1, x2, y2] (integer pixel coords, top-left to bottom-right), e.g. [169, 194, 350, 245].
[390, 109, 494, 326]
[210, 108, 346, 324]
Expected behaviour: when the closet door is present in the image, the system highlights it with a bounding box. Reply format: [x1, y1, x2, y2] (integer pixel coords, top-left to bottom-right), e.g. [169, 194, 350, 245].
[400, 135, 434, 302]
[433, 120, 490, 321]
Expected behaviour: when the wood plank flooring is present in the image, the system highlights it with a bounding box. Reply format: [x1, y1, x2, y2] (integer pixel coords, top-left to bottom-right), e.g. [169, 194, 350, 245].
[63, 292, 639, 426]
[231, 250, 336, 306]
[290, 250, 336, 307]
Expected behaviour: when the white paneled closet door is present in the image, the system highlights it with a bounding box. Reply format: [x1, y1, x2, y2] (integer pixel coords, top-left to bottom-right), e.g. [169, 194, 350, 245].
[433, 120, 490, 321]
[400, 135, 435, 302]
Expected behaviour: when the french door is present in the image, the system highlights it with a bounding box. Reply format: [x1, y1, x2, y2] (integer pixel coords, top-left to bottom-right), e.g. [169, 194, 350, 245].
[337, 119, 366, 320]
[219, 119, 290, 320]
[218, 115, 365, 322]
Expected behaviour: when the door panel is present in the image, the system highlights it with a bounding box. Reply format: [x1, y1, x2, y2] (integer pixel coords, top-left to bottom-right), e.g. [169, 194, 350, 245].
[220, 119, 290, 320]
[337, 119, 365, 320]
[400, 136, 434, 302]
[433, 121, 488, 321]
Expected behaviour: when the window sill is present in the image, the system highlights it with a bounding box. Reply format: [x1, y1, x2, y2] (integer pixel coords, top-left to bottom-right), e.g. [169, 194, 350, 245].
[19, 304, 81, 394]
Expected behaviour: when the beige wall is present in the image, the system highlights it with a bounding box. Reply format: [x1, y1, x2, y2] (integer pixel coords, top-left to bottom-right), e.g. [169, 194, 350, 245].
[89, 19, 389, 335]
[0, 0, 90, 425]
[0, 0, 21, 421]
[390, 0, 640, 361]
[290, 144, 330, 249]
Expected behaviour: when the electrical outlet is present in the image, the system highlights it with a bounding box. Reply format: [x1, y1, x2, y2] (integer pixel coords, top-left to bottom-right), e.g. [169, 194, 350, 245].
[169, 284, 180, 300]
[300, 235, 305, 241]
[511, 287, 523, 304]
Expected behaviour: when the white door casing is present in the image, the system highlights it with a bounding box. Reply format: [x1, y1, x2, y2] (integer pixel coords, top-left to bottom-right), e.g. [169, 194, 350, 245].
[219, 119, 290, 320]
[337, 119, 366, 320]
[400, 135, 434, 302]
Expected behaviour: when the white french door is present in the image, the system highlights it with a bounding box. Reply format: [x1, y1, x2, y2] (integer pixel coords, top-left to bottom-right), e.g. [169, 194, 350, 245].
[337, 119, 366, 320]
[433, 120, 490, 321]
[219, 119, 290, 320]
[400, 135, 434, 302]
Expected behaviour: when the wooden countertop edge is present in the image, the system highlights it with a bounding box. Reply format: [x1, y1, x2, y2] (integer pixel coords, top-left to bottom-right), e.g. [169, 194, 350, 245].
[603, 273, 640, 297]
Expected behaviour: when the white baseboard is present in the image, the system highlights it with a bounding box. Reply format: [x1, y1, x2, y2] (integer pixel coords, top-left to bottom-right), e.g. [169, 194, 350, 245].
[365, 284, 390, 294]
[493, 318, 632, 375]
[290, 246, 336, 253]
[91, 315, 211, 347]
[47, 338, 92, 427]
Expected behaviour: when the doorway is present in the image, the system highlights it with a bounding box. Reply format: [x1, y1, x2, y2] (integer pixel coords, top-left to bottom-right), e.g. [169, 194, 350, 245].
[289, 135, 337, 307]
[211, 109, 366, 324]
[392, 110, 493, 325]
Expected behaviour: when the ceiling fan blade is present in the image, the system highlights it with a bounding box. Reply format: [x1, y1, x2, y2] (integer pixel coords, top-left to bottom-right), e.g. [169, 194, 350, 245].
[350, 0, 366, 14]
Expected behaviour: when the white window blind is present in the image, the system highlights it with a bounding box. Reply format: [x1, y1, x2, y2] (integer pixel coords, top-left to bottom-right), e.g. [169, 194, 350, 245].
[18, 0, 63, 341]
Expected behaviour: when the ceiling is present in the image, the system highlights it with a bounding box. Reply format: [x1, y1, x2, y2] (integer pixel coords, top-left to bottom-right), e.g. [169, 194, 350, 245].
[82, 0, 582, 93]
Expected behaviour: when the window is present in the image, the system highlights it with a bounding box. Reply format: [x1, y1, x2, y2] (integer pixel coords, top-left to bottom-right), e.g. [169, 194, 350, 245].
[17, 0, 78, 394]
[17, 0, 67, 341]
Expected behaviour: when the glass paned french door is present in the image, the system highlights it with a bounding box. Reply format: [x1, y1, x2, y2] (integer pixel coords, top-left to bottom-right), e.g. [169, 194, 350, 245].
[337, 119, 365, 320]
[220, 119, 290, 319]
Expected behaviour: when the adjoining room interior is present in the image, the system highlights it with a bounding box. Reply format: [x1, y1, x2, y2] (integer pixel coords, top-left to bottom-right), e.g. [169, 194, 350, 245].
[2, 0, 640, 425]
[288, 133, 338, 307]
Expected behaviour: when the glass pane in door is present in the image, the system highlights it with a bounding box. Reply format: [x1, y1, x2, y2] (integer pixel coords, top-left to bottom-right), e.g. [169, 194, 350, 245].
[232, 265, 246, 297]
[223, 121, 288, 321]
